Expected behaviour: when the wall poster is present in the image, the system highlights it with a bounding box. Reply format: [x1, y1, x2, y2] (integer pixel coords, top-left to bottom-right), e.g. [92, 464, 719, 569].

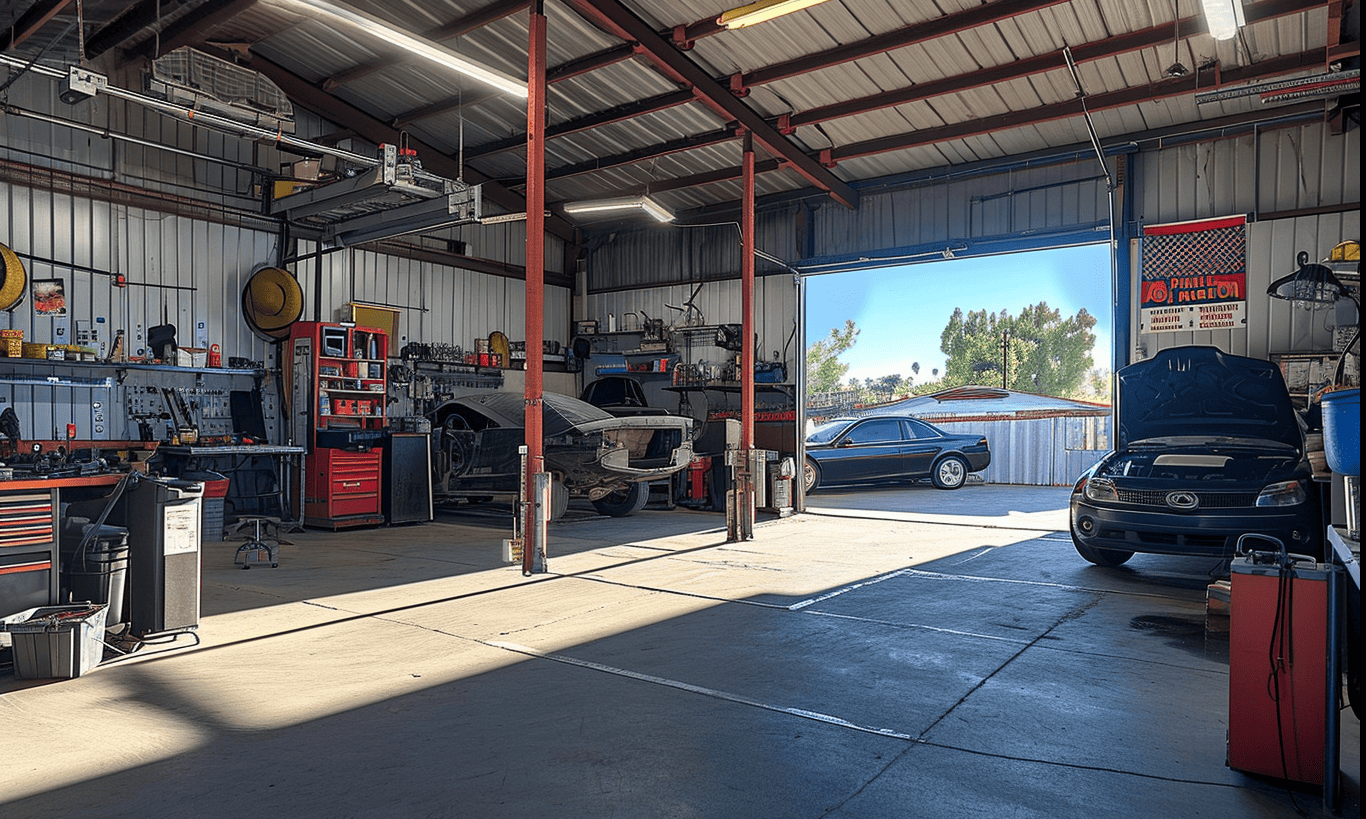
[32, 278, 67, 316]
[1139, 215, 1247, 333]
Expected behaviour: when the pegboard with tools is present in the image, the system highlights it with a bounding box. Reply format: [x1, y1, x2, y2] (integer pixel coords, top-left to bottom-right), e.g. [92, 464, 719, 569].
[124, 385, 235, 439]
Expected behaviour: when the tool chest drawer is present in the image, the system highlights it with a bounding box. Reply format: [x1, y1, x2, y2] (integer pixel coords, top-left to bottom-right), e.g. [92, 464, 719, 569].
[0, 489, 59, 618]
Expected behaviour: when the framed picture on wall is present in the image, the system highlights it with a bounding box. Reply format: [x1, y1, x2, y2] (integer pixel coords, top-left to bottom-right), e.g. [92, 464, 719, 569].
[32, 278, 66, 316]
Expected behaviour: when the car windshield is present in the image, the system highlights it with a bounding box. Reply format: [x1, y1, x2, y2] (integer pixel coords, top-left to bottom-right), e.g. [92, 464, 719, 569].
[807, 419, 855, 444]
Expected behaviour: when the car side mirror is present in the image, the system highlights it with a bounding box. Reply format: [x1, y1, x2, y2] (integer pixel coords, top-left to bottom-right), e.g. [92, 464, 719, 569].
[838, 438, 854, 447]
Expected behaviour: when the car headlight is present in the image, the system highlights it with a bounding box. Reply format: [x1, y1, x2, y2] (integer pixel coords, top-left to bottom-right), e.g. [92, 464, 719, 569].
[1083, 477, 1118, 502]
[1255, 480, 1307, 507]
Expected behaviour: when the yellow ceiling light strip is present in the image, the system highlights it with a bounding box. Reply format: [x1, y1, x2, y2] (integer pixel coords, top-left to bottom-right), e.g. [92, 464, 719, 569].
[0, 243, 28, 312]
[718, 0, 832, 29]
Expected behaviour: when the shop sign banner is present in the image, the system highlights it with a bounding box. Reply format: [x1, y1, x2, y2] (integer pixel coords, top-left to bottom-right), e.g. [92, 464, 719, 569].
[1139, 215, 1246, 333]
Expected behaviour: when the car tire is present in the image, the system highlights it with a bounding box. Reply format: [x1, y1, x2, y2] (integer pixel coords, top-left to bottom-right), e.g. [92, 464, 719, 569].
[803, 457, 821, 493]
[1071, 528, 1134, 567]
[592, 482, 649, 517]
[931, 455, 968, 489]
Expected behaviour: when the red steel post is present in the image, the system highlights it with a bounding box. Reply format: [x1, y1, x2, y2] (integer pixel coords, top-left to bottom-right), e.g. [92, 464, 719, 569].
[524, 0, 547, 573]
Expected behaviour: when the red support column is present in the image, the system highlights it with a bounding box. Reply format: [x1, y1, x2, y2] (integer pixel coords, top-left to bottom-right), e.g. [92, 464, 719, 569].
[523, 0, 547, 573]
[741, 131, 755, 455]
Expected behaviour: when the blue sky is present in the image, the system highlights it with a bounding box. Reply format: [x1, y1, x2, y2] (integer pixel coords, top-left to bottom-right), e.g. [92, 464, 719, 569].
[805, 243, 1113, 385]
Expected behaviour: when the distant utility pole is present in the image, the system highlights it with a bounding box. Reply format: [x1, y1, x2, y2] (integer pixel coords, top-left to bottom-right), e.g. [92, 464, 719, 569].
[1001, 329, 1010, 389]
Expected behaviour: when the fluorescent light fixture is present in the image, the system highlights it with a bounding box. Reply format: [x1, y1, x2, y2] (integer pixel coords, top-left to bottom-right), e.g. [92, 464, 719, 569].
[1199, 0, 1246, 41]
[272, 0, 526, 97]
[718, 0, 832, 29]
[563, 195, 674, 223]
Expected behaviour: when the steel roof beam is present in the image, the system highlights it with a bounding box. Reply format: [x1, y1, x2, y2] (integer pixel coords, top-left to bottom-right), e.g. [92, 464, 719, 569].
[560, 0, 857, 208]
[561, 51, 1325, 205]
[788, 0, 1320, 129]
[455, 0, 1315, 173]
[85, 0, 194, 60]
[132, 0, 262, 59]
[6, 0, 74, 50]
[470, 89, 695, 160]
[827, 51, 1323, 164]
[738, 0, 1070, 91]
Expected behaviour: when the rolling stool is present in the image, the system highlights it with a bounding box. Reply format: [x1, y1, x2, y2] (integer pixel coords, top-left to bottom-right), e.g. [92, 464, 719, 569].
[231, 516, 286, 569]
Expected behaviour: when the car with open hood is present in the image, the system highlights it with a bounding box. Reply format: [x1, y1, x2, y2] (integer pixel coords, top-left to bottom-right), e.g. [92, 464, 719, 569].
[429, 390, 693, 519]
[1069, 346, 1318, 567]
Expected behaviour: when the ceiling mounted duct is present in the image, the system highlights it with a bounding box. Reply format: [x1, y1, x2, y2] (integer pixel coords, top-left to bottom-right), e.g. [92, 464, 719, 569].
[146, 48, 295, 133]
[242, 266, 303, 340]
[0, 243, 28, 312]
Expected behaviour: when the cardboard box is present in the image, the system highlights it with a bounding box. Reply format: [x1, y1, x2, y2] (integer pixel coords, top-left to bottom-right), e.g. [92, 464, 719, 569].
[176, 348, 208, 367]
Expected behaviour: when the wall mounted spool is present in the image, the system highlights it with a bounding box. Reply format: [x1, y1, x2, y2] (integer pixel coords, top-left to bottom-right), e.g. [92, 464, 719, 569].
[0, 243, 28, 312]
[242, 266, 303, 341]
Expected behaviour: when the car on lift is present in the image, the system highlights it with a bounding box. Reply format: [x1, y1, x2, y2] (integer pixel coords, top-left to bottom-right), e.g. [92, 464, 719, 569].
[428, 389, 693, 519]
[802, 415, 990, 492]
[1069, 346, 1319, 567]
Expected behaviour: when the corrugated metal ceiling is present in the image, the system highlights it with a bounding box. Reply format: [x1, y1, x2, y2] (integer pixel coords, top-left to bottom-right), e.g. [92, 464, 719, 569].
[1, 0, 1356, 224]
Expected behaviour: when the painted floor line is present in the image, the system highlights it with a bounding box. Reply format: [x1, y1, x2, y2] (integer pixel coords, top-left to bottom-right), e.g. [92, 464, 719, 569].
[481, 639, 915, 742]
[788, 568, 915, 610]
[900, 568, 1202, 603]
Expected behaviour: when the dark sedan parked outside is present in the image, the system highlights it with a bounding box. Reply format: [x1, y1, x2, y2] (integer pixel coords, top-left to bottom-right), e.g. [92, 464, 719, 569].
[1069, 346, 1319, 567]
[803, 416, 990, 492]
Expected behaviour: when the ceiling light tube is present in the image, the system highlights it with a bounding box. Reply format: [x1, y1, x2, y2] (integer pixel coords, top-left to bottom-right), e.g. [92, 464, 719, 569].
[272, 0, 527, 97]
[563, 195, 674, 222]
[1199, 0, 1246, 41]
[718, 0, 831, 30]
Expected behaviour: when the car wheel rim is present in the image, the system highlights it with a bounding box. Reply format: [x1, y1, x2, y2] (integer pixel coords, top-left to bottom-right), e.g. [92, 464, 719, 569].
[939, 460, 964, 486]
[803, 462, 815, 491]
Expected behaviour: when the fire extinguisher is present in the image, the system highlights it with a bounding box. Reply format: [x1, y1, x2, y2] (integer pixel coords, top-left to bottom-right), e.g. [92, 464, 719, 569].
[207, 343, 222, 368]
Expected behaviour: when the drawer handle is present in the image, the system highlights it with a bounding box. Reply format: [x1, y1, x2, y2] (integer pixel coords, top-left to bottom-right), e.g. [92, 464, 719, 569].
[341, 481, 362, 488]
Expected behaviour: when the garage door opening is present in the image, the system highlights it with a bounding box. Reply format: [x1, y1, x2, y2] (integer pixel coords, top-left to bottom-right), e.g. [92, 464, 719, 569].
[802, 243, 1114, 502]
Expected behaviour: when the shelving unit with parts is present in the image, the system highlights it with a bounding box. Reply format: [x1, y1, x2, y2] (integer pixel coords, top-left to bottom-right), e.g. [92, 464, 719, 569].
[286, 321, 389, 530]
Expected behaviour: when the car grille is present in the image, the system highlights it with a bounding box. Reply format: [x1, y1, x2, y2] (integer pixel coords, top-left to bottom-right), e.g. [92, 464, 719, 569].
[1115, 489, 1259, 508]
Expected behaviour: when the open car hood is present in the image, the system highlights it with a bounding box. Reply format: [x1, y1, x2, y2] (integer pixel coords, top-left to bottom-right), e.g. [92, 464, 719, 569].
[1116, 346, 1302, 451]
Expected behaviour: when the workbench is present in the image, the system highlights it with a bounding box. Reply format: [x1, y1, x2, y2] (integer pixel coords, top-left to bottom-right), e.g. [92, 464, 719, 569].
[153, 445, 306, 529]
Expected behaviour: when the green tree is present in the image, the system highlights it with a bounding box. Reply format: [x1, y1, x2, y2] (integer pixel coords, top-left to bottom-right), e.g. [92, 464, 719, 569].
[939, 302, 1096, 396]
[806, 319, 859, 393]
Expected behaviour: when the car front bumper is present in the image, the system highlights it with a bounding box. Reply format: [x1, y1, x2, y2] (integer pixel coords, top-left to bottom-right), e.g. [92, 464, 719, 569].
[1069, 496, 1318, 558]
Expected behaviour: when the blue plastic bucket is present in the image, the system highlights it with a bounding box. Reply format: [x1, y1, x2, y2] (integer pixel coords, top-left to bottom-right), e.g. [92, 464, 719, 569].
[1321, 388, 1360, 476]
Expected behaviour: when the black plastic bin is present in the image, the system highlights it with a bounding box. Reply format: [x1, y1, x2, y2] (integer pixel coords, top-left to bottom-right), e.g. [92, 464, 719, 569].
[59, 517, 130, 627]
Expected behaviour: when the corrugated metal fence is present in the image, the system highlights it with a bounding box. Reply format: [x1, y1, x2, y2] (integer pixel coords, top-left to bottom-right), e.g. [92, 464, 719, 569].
[925, 415, 1111, 487]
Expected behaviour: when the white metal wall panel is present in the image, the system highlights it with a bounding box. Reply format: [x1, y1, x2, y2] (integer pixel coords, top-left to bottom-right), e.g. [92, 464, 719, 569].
[930, 416, 1111, 486]
[1133, 120, 1360, 365]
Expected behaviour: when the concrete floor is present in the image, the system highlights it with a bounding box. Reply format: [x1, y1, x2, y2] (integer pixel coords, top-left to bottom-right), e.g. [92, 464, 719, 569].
[0, 484, 1358, 818]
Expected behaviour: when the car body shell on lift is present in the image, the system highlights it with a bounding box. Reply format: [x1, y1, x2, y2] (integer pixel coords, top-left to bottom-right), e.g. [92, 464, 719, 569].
[429, 389, 693, 518]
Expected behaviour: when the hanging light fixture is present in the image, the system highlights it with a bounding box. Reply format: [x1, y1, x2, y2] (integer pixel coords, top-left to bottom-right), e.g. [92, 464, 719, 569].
[1199, 0, 1246, 41]
[1267, 251, 1347, 310]
[270, 0, 527, 97]
[718, 0, 832, 30]
[563, 195, 674, 223]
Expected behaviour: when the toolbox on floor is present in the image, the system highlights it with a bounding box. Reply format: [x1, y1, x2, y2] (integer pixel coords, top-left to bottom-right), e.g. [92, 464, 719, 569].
[4, 603, 108, 679]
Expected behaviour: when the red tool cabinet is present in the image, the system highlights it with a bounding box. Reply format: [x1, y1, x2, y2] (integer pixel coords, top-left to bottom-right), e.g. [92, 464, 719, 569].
[0, 490, 59, 618]
[287, 321, 388, 530]
[1227, 558, 1330, 784]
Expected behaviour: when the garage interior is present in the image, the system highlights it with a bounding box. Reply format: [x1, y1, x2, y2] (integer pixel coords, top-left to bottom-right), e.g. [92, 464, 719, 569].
[0, 0, 1360, 816]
